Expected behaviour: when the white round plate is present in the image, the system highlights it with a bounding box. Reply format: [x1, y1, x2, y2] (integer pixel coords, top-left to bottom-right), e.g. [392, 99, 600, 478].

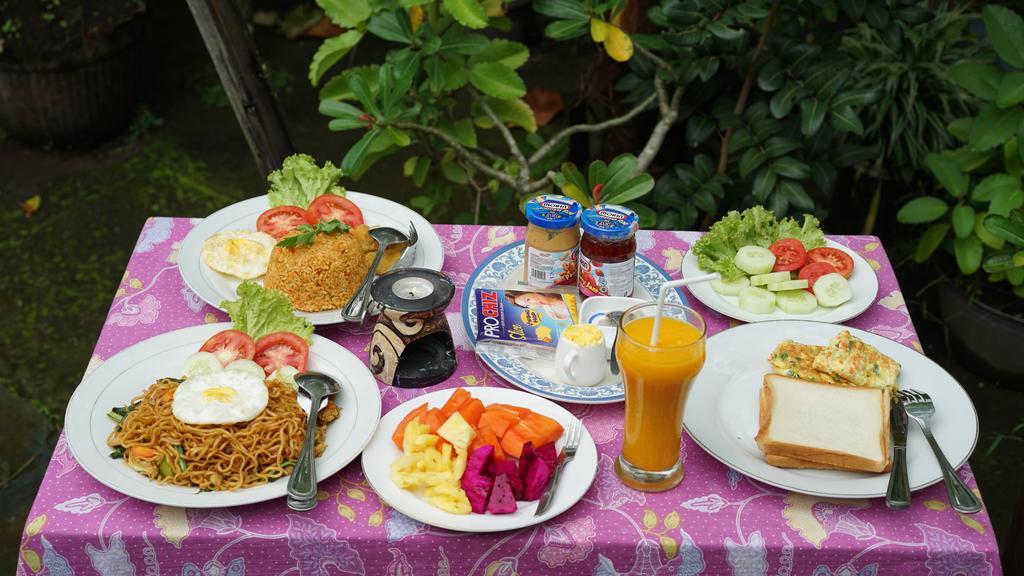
[684, 321, 979, 498]
[362, 387, 598, 532]
[179, 193, 445, 325]
[64, 323, 382, 508]
[681, 239, 878, 324]
[462, 242, 687, 404]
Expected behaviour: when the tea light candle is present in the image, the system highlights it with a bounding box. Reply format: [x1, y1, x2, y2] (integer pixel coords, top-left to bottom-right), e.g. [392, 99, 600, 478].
[392, 275, 435, 300]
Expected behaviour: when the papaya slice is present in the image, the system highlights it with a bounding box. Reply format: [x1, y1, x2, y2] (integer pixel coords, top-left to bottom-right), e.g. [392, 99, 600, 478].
[392, 403, 428, 449]
[499, 427, 530, 459]
[476, 423, 506, 461]
[440, 388, 472, 418]
[456, 398, 485, 427]
[487, 403, 532, 419]
[422, 408, 446, 434]
[478, 409, 520, 438]
[518, 413, 565, 446]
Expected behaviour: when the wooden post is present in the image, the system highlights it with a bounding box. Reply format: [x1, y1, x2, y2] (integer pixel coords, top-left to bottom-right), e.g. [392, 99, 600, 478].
[185, 0, 294, 179]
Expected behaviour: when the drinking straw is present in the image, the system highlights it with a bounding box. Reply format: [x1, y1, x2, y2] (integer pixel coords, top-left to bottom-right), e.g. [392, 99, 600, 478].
[649, 273, 720, 346]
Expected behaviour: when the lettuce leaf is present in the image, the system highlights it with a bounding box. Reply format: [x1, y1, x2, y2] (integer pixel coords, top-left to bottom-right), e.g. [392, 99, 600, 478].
[221, 282, 314, 344]
[691, 206, 826, 281]
[267, 153, 346, 208]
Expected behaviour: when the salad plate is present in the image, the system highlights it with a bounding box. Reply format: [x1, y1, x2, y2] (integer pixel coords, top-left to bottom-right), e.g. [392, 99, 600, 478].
[462, 241, 687, 404]
[362, 387, 598, 532]
[179, 193, 444, 325]
[64, 322, 382, 508]
[684, 321, 978, 499]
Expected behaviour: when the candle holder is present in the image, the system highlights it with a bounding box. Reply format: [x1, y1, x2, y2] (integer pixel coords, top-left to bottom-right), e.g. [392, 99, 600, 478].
[369, 268, 457, 388]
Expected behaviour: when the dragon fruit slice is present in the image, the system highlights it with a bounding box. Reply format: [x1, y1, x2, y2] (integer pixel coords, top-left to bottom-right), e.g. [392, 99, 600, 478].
[522, 457, 553, 501]
[461, 470, 494, 514]
[487, 473, 517, 514]
[487, 459, 522, 499]
[466, 444, 494, 477]
[518, 442, 537, 488]
[535, 442, 558, 468]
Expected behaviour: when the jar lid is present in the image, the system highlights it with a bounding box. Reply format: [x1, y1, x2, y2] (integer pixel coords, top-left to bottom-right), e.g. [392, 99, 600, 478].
[525, 195, 581, 230]
[581, 204, 639, 240]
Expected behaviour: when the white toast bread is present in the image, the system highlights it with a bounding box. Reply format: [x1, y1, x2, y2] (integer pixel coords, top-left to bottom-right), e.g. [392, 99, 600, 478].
[756, 374, 891, 473]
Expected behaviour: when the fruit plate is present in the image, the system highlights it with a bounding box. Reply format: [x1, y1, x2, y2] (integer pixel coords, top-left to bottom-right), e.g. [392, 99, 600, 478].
[362, 387, 598, 532]
[681, 239, 878, 324]
[178, 193, 444, 325]
[462, 241, 686, 404]
[684, 321, 979, 498]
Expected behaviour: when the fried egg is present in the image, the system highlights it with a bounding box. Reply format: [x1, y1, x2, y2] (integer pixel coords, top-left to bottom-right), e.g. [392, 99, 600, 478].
[172, 370, 269, 425]
[201, 230, 276, 280]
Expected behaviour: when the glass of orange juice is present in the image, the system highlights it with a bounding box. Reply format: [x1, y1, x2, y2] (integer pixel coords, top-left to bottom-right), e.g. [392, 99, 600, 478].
[614, 302, 706, 491]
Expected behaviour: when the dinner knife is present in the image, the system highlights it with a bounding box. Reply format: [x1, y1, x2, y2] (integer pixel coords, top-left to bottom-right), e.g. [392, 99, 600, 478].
[885, 395, 910, 509]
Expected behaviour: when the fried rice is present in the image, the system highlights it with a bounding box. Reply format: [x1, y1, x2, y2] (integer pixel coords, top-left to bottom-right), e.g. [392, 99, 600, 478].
[264, 224, 404, 312]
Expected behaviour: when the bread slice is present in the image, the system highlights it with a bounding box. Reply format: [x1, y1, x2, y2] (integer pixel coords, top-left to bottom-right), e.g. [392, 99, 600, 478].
[766, 454, 892, 473]
[756, 374, 891, 473]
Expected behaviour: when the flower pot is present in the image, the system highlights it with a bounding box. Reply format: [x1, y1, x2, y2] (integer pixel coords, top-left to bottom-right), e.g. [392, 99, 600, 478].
[0, 16, 144, 148]
[938, 278, 1024, 384]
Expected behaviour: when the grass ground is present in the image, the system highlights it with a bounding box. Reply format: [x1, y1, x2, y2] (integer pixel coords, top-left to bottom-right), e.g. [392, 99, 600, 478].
[1, 0, 1021, 572]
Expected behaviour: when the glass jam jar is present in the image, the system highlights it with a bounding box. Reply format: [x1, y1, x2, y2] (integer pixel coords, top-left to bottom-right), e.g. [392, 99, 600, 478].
[523, 195, 582, 288]
[578, 204, 639, 298]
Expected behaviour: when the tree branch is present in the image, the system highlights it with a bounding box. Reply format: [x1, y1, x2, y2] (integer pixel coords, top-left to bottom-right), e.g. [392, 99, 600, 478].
[523, 171, 558, 195]
[528, 91, 658, 166]
[393, 121, 519, 190]
[717, 1, 780, 174]
[471, 90, 530, 184]
[635, 76, 684, 175]
[634, 43, 674, 76]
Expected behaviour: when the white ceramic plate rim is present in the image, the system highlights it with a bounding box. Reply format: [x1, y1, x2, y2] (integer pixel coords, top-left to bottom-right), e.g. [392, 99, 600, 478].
[683, 320, 979, 498]
[64, 323, 382, 508]
[681, 239, 879, 324]
[178, 193, 445, 325]
[361, 387, 598, 532]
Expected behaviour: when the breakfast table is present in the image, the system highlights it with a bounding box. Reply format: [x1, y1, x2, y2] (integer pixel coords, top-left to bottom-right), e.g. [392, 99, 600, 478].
[18, 218, 1002, 576]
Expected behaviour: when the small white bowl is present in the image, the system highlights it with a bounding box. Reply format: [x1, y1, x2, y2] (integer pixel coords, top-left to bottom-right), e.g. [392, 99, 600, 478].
[578, 296, 646, 357]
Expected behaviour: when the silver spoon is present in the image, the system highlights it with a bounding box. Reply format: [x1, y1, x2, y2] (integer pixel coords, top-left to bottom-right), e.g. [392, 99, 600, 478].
[342, 225, 414, 322]
[607, 311, 624, 375]
[287, 372, 342, 511]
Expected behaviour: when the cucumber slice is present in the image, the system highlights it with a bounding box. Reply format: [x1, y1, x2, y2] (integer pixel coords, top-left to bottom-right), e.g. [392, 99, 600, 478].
[776, 290, 818, 314]
[735, 246, 776, 275]
[813, 273, 853, 307]
[750, 271, 791, 286]
[183, 352, 223, 378]
[711, 276, 751, 296]
[225, 359, 267, 379]
[767, 279, 809, 292]
[738, 286, 777, 314]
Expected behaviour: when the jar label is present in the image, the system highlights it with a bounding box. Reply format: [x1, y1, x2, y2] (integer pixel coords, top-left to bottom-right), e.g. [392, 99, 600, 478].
[578, 253, 635, 297]
[527, 246, 579, 288]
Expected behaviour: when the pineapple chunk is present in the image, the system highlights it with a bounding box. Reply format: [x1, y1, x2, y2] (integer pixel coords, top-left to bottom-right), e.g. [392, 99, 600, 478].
[402, 419, 430, 454]
[437, 412, 476, 453]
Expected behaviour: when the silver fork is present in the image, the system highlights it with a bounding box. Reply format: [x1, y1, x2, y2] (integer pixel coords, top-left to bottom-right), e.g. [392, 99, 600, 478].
[535, 419, 582, 516]
[898, 389, 981, 514]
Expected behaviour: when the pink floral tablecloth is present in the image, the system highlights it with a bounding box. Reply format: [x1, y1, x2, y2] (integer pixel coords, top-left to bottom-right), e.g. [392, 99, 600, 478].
[18, 219, 1001, 576]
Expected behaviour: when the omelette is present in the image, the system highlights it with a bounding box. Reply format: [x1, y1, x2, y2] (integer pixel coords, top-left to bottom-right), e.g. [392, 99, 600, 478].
[812, 330, 900, 391]
[768, 340, 848, 385]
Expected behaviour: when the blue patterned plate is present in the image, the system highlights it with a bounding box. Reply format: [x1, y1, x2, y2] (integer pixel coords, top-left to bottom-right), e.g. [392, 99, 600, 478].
[461, 242, 686, 404]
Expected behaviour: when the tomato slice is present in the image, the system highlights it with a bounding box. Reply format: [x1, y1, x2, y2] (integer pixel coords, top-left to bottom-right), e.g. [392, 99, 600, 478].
[253, 332, 309, 376]
[798, 261, 838, 291]
[257, 206, 307, 240]
[305, 194, 364, 227]
[199, 329, 256, 366]
[806, 247, 855, 278]
[769, 238, 807, 272]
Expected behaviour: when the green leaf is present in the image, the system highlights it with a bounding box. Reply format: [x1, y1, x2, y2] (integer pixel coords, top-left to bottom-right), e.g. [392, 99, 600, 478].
[319, 99, 364, 119]
[318, 0, 370, 27]
[367, 10, 413, 44]
[342, 128, 383, 174]
[948, 62, 1001, 100]
[864, 1, 889, 29]
[739, 148, 769, 179]
[898, 197, 949, 224]
[976, 212, 1007, 249]
[685, 115, 716, 147]
[469, 62, 526, 99]
[441, 159, 469, 184]
[952, 205, 976, 239]
[441, 118, 478, 147]
[485, 97, 537, 133]
[602, 174, 655, 204]
[443, 0, 488, 29]
[983, 252, 1016, 273]
[955, 236, 983, 275]
[770, 83, 801, 118]
[468, 40, 530, 69]
[777, 179, 814, 211]
[973, 174, 1019, 202]
[752, 167, 777, 201]
[834, 143, 881, 166]
[413, 156, 431, 187]
[983, 5, 1024, 69]
[831, 88, 880, 109]
[915, 223, 950, 262]
[385, 126, 411, 147]
[757, 58, 784, 92]
[626, 202, 657, 229]
[800, 99, 827, 136]
[948, 118, 973, 142]
[736, 1, 770, 19]
[830, 105, 864, 135]
[545, 18, 589, 40]
[771, 157, 811, 179]
[533, 0, 588, 19]
[997, 72, 1024, 108]
[762, 137, 801, 158]
[840, 0, 865, 19]
[990, 187, 1024, 217]
[969, 104, 1021, 151]
[924, 153, 968, 198]
[309, 30, 364, 85]
[403, 156, 418, 177]
[697, 57, 720, 81]
[708, 22, 744, 40]
[984, 215, 1024, 246]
